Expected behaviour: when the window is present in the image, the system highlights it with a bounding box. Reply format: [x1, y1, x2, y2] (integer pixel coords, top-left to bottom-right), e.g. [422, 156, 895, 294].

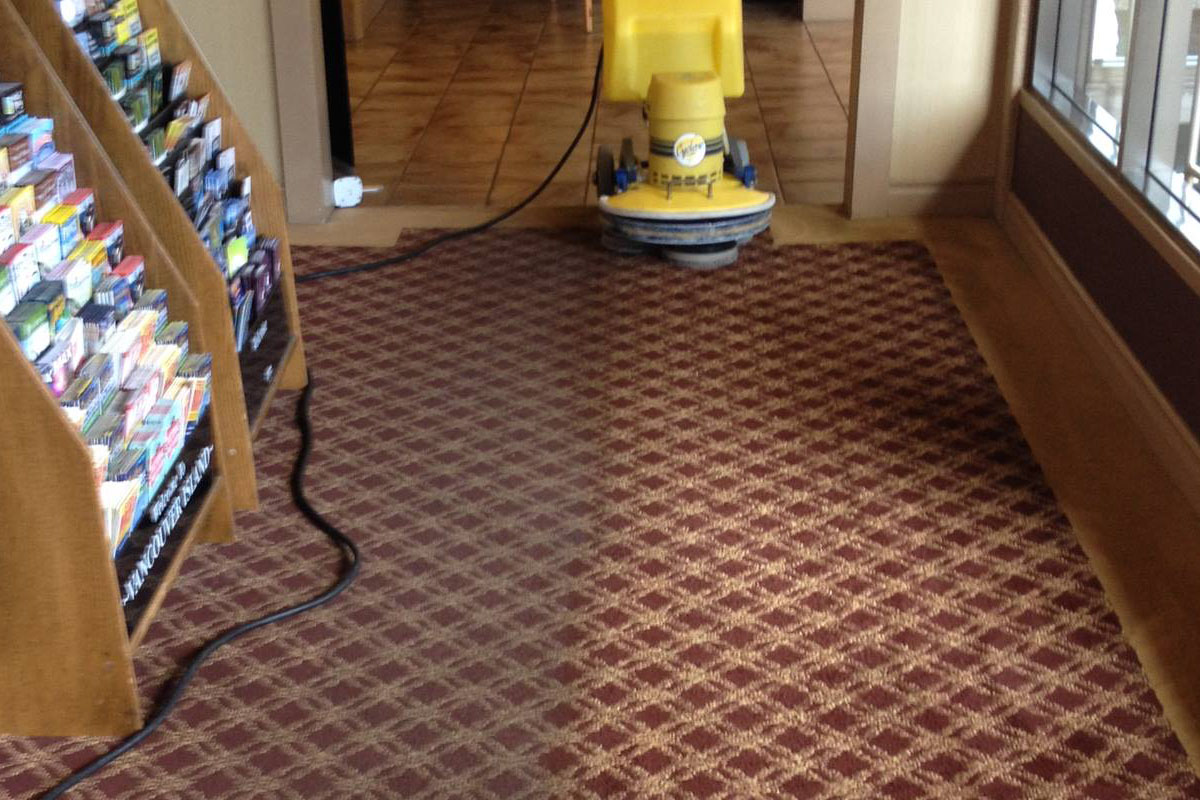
[1035, 0, 1135, 160]
[1032, 0, 1200, 248]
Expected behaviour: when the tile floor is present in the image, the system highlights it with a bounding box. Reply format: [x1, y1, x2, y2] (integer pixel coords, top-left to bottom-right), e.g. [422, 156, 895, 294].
[346, 0, 852, 207]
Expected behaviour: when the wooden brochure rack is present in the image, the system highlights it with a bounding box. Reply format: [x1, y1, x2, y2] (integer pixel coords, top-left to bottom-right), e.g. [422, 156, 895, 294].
[0, 0, 308, 736]
[10, 0, 310, 511]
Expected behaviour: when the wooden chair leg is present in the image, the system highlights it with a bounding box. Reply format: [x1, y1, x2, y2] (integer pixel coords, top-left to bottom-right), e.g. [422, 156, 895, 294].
[585, 0, 593, 33]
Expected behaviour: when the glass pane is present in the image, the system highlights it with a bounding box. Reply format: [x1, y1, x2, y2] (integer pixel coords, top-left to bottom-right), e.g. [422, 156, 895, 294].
[1149, 1, 1200, 184]
[1081, 0, 1134, 137]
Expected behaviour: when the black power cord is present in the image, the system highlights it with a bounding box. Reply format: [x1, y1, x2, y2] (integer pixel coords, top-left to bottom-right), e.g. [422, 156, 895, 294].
[41, 374, 361, 799]
[296, 49, 603, 285]
[40, 46, 605, 800]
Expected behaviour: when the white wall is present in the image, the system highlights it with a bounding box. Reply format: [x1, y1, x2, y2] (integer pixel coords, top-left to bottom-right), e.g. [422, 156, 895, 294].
[168, 0, 284, 182]
[890, 0, 1004, 185]
[804, 0, 854, 22]
[849, 0, 1008, 217]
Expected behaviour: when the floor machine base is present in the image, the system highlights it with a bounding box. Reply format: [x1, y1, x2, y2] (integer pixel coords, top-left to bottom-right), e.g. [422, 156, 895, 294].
[601, 228, 745, 269]
[596, 164, 776, 268]
[599, 200, 774, 269]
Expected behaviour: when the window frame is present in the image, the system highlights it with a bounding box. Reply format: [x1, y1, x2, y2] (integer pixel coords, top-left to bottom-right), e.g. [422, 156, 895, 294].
[1032, 0, 1200, 255]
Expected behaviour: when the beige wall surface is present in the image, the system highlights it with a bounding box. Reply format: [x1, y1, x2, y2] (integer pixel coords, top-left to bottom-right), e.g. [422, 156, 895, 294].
[804, 0, 854, 22]
[168, 0, 284, 182]
[849, 0, 1008, 217]
[890, 0, 1004, 185]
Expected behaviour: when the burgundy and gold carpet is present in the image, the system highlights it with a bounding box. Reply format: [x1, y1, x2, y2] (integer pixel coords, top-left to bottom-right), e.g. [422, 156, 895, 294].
[3, 231, 1199, 798]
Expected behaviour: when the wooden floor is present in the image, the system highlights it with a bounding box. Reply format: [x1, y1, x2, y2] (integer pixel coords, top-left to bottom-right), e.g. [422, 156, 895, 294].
[346, 0, 852, 207]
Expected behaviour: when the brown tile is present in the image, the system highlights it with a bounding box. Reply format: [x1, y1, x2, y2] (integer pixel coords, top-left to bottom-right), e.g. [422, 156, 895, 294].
[402, 158, 501, 184]
[488, 178, 588, 207]
[446, 69, 530, 96]
[530, 43, 603, 72]
[385, 53, 461, 72]
[472, 20, 544, 44]
[774, 157, 846, 182]
[355, 160, 411, 185]
[391, 180, 491, 205]
[535, 29, 602, 52]
[355, 137, 423, 165]
[347, 56, 397, 101]
[367, 76, 453, 99]
[760, 114, 848, 137]
[592, 105, 635, 128]
[503, 124, 590, 157]
[752, 73, 841, 95]
[360, 18, 415, 46]
[738, 135, 779, 163]
[346, 43, 398, 75]
[756, 83, 845, 108]
[430, 93, 521, 127]
[460, 43, 537, 72]
[352, 108, 427, 132]
[766, 136, 847, 162]
[406, 22, 481, 45]
[524, 69, 598, 95]
[511, 95, 594, 128]
[355, 92, 442, 117]
[780, 180, 845, 205]
[495, 141, 592, 183]
[388, 39, 473, 60]
[482, 2, 552, 22]
[414, 122, 510, 150]
[726, 96, 767, 127]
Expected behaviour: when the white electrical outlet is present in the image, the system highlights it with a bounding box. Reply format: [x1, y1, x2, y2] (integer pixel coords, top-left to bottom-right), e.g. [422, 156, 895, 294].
[333, 175, 364, 208]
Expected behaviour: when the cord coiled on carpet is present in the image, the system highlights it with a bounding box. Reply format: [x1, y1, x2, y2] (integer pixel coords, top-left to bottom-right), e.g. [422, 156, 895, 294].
[41, 374, 361, 799]
[41, 46, 604, 799]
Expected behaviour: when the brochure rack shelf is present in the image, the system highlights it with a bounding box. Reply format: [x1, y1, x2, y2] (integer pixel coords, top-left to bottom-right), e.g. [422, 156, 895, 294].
[11, 0, 310, 511]
[0, 0, 233, 737]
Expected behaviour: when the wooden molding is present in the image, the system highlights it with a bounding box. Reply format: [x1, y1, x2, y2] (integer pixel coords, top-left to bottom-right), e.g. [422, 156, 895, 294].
[1002, 192, 1200, 768]
[1001, 193, 1200, 515]
[993, 0, 1033, 220]
[270, 0, 334, 225]
[845, 0, 901, 218]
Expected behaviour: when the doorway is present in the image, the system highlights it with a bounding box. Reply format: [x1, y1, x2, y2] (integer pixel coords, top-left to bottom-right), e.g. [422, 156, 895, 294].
[332, 0, 854, 209]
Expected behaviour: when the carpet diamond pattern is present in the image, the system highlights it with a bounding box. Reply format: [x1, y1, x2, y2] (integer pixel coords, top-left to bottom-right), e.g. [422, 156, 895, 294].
[1, 230, 1197, 798]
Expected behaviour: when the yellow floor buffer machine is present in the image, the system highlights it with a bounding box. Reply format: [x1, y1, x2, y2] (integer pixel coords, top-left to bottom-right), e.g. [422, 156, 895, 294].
[594, 0, 775, 269]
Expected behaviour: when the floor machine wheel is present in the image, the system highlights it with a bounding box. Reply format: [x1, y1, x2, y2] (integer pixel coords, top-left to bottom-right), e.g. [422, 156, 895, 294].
[728, 138, 751, 182]
[619, 137, 638, 173]
[595, 145, 616, 198]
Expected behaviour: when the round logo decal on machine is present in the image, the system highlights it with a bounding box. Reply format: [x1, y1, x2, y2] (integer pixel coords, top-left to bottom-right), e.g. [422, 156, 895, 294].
[673, 133, 707, 167]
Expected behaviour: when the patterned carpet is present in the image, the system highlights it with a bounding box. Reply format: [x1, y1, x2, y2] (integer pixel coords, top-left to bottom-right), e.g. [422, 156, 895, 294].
[3, 230, 1199, 799]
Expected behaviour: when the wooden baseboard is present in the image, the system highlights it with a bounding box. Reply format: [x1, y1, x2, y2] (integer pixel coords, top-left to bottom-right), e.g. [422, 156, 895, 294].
[1002, 191, 1200, 772]
[1001, 192, 1200, 514]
